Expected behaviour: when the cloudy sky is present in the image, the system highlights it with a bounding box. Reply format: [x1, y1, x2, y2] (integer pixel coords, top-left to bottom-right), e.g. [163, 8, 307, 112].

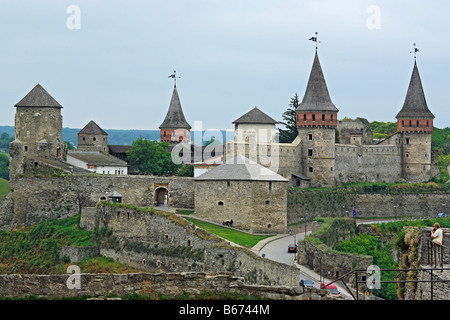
[0, 0, 448, 132]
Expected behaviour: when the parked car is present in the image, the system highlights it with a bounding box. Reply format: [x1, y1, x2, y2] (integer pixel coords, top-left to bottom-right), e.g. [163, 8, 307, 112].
[299, 279, 314, 287]
[288, 244, 298, 253]
[320, 282, 339, 295]
[437, 213, 447, 218]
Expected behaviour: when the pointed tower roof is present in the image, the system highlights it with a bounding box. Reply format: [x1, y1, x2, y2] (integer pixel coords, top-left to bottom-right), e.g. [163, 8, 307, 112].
[232, 107, 278, 125]
[79, 120, 108, 136]
[296, 53, 338, 113]
[159, 86, 191, 130]
[15, 84, 63, 108]
[396, 61, 434, 119]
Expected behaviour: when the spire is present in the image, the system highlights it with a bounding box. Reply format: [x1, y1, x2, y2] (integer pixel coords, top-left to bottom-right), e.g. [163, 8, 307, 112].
[15, 84, 63, 108]
[396, 61, 434, 120]
[159, 86, 191, 130]
[296, 52, 339, 113]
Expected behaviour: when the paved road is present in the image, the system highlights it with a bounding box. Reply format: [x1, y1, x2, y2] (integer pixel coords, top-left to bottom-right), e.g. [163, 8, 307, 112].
[254, 231, 354, 299]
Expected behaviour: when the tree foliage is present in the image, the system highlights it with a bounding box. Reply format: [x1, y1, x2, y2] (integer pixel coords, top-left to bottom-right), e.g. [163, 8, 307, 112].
[278, 93, 299, 143]
[0, 153, 9, 181]
[126, 137, 180, 176]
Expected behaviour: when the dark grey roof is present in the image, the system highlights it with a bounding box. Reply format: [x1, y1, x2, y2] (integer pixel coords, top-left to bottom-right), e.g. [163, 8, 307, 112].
[79, 120, 108, 135]
[194, 155, 287, 182]
[68, 151, 128, 166]
[396, 62, 435, 119]
[15, 84, 63, 108]
[159, 86, 191, 130]
[232, 107, 278, 124]
[108, 145, 131, 153]
[296, 53, 339, 113]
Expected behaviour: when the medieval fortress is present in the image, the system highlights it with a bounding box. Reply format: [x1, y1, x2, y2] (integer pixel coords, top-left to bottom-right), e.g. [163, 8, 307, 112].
[0, 50, 442, 236]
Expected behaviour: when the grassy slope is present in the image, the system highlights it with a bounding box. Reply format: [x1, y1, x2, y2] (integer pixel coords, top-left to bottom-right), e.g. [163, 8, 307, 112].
[185, 217, 273, 247]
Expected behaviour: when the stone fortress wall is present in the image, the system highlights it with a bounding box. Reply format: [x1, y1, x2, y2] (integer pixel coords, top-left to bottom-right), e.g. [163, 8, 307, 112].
[81, 202, 302, 287]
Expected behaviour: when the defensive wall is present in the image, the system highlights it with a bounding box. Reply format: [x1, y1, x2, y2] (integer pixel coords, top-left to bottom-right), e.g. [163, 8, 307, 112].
[0, 272, 338, 300]
[334, 144, 402, 184]
[288, 187, 450, 224]
[0, 174, 195, 230]
[82, 202, 302, 287]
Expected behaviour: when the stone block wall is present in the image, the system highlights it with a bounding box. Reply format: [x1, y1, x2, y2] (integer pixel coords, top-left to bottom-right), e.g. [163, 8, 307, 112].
[288, 189, 450, 224]
[0, 272, 338, 300]
[88, 203, 300, 287]
[194, 180, 287, 234]
[2, 174, 195, 229]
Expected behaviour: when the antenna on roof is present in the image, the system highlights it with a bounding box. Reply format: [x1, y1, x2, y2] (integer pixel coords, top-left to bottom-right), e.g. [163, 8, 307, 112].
[168, 70, 180, 88]
[309, 32, 320, 52]
[410, 43, 419, 62]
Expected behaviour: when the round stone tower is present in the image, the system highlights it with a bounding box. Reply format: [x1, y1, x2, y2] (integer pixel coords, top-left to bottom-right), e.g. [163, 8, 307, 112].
[296, 52, 339, 187]
[396, 61, 435, 182]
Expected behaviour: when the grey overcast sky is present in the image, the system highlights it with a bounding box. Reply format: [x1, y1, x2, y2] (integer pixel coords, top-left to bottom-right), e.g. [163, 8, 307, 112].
[0, 0, 448, 131]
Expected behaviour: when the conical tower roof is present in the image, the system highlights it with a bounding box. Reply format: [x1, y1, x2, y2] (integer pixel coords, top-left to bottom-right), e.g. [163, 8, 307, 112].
[396, 61, 434, 119]
[15, 84, 63, 108]
[159, 86, 191, 130]
[296, 53, 338, 113]
[79, 120, 108, 136]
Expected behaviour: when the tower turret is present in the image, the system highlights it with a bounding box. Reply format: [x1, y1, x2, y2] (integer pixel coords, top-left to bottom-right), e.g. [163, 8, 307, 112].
[296, 51, 339, 187]
[159, 85, 191, 143]
[77, 120, 109, 154]
[9, 84, 67, 181]
[396, 59, 435, 182]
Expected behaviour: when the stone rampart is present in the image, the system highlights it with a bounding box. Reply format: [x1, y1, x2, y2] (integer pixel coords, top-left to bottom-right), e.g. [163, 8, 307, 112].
[288, 188, 450, 224]
[1, 174, 194, 229]
[90, 203, 301, 287]
[0, 272, 337, 300]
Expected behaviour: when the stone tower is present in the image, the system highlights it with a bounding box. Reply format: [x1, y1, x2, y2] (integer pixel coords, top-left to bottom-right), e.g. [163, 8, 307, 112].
[159, 85, 191, 144]
[296, 52, 339, 187]
[77, 120, 109, 154]
[396, 61, 435, 182]
[9, 84, 67, 181]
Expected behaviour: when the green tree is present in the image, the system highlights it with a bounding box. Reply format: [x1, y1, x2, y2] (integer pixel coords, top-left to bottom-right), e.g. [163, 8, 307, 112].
[278, 93, 299, 143]
[0, 153, 8, 180]
[126, 137, 180, 176]
[177, 164, 194, 177]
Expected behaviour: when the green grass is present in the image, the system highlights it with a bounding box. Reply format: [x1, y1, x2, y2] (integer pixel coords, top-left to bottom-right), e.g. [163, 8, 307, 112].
[184, 217, 273, 247]
[0, 214, 141, 274]
[0, 177, 8, 201]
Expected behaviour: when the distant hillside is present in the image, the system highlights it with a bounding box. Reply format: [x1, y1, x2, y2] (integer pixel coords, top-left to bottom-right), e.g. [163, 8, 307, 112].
[0, 126, 233, 147]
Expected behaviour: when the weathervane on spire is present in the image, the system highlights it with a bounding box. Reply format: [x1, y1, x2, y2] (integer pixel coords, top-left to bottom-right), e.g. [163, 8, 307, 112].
[168, 70, 180, 88]
[309, 32, 320, 52]
[410, 43, 419, 61]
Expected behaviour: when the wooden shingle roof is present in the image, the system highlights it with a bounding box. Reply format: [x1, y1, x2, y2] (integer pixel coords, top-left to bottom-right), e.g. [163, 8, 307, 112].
[15, 84, 63, 108]
[396, 62, 435, 119]
[159, 86, 191, 130]
[232, 107, 278, 125]
[296, 53, 338, 113]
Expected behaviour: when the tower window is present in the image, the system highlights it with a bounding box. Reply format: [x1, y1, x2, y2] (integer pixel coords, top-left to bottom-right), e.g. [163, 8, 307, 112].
[308, 149, 313, 157]
[402, 121, 405, 127]
[24, 146, 28, 152]
[308, 134, 313, 141]
[309, 167, 313, 173]
[312, 114, 316, 122]
[416, 120, 419, 127]
[218, 201, 224, 206]
[265, 200, 270, 205]
[322, 114, 325, 121]
[93, 137, 96, 141]
[406, 138, 410, 144]
[409, 120, 412, 128]
[303, 114, 307, 122]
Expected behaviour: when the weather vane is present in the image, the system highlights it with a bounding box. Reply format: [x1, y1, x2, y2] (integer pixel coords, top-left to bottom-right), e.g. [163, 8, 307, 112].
[168, 70, 180, 87]
[309, 32, 320, 52]
[410, 43, 419, 61]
